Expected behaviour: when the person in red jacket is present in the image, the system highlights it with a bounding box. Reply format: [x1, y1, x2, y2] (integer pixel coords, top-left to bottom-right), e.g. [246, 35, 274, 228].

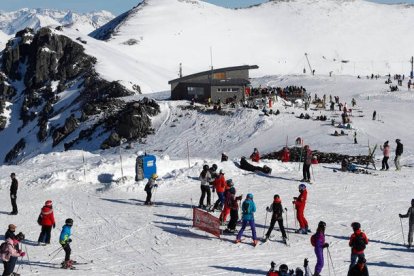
[349, 222, 368, 268]
[250, 148, 260, 162]
[211, 170, 226, 211]
[281, 147, 290, 162]
[38, 200, 56, 245]
[293, 184, 309, 234]
[219, 179, 234, 223]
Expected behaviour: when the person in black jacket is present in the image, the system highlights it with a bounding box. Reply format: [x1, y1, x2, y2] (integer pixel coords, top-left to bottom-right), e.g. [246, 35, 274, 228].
[394, 139, 403, 171]
[264, 194, 287, 243]
[10, 172, 18, 215]
[5, 224, 17, 240]
[348, 257, 369, 276]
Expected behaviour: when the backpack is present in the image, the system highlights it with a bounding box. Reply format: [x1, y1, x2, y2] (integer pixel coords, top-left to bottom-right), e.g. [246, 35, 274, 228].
[0, 242, 9, 260]
[353, 233, 366, 251]
[242, 201, 250, 214]
[310, 233, 317, 247]
[37, 214, 42, 225]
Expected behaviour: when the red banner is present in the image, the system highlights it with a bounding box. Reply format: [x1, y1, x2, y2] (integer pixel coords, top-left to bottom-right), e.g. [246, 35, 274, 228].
[193, 208, 221, 238]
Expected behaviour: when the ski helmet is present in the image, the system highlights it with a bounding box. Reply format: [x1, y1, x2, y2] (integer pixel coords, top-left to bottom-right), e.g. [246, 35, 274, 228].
[279, 264, 289, 273]
[351, 222, 361, 231]
[65, 218, 74, 226]
[211, 164, 218, 171]
[274, 194, 280, 199]
[299, 183, 307, 191]
[318, 221, 326, 229]
[151, 173, 158, 179]
[295, 268, 304, 276]
[229, 187, 236, 195]
[10, 172, 15, 177]
[219, 169, 224, 174]
[16, 232, 25, 241]
[247, 193, 254, 200]
[226, 179, 233, 186]
[203, 164, 209, 170]
[45, 200, 53, 207]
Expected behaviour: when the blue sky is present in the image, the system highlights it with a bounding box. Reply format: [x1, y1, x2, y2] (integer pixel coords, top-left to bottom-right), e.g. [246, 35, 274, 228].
[0, 0, 413, 15]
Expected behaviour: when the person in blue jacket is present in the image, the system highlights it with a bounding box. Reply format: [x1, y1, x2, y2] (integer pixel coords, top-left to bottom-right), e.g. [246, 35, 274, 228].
[59, 218, 73, 269]
[235, 193, 258, 246]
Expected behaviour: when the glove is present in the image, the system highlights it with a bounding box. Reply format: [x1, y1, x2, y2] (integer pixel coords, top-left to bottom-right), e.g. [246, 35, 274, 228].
[293, 197, 298, 200]
[399, 214, 402, 218]
[266, 206, 270, 212]
[20, 252, 26, 257]
[304, 258, 309, 267]
[323, 243, 329, 248]
[68, 238, 72, 243]
[53, 223, 56, 229]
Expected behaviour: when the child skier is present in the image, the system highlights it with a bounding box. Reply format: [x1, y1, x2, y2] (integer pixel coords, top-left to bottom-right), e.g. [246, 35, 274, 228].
[1, 232, 25, 276]
[349, 222, 369, 267]
[264, 194, 287, 243]
[250, 148, 260, 162]
[399, 199, 414, 249]
[236, 193, 258, 246]
[380, 141, 390, 170]
[311, 221, 329, 276]
[144, 174, 158, 205]
[293, 184, 309, 234]
[224, 187, 242, 233]
[60, 218, 74, 269]
[38, 200, 56, 245]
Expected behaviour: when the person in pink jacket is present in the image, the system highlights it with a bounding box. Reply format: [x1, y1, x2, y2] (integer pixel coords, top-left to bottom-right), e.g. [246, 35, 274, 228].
[380, 141, 390, 170]
[1, 236, 25, 275]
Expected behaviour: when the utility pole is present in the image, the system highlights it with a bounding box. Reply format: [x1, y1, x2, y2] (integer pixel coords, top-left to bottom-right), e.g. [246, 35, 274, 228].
[410, 56, 413, 79]
[304, 53, 313, 75]
[179, 63, 182, 78]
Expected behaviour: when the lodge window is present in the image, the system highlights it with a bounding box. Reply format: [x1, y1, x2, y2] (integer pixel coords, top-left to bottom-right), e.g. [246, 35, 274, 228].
[187, 87, 204, 95]
[217, 88, 240, 92]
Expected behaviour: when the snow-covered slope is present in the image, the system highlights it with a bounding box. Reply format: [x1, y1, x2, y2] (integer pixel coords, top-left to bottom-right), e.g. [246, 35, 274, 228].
[0, 8, 114, 46]
[87, 0, 414, 93]
[0, 75, 413, 275]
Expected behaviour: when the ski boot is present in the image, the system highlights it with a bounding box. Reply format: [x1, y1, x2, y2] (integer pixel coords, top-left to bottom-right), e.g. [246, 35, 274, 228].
[252, 240, 259, 247]
[61, 260, 74, 269]
[262, 235, 269, 242]
[235, 239, 241, 244]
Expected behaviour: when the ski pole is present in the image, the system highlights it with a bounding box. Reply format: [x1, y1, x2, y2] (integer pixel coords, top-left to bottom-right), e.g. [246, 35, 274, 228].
[284, 207, 289, 240]
[262, 209, 269, 239]
[15, 256, 24, 273]
[399, 217, 406, 246]
[25, 245, 33, 273]
[327, 249, 331, 276]
[49, 246, 64, 261]
[48, 246, 63, 256]
[292, 203, 297, 228]
[311, 164, 315, 182]
[327, 248, 337, 276]
[152, 186, 158, 205]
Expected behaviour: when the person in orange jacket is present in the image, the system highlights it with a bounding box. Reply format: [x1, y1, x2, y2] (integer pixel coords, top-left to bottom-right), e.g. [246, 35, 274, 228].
[293, 184, 309, 234]
[250, 148, 260, 162]
[219, 179, 234, 223]
[37, 200, 56, 245]
[349, 222, 368, 268]
[211, 170, 226, 211]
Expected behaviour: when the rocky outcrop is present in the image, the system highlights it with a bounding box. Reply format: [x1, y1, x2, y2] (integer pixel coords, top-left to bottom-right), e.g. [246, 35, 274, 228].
[4, 138, 25, 163]
[52, 115, 79, 146]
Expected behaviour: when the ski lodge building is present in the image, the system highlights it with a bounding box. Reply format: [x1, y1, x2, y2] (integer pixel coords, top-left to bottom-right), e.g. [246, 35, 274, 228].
[168, 65, 259, 102]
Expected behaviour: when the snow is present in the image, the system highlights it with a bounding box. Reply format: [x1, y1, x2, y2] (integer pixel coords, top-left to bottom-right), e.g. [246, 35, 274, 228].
[81, 0, 414, 94]
[0, 75, 413, 275]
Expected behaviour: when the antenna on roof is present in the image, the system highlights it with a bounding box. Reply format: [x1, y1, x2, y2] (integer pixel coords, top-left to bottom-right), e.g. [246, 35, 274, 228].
[210, 46, 213, 70]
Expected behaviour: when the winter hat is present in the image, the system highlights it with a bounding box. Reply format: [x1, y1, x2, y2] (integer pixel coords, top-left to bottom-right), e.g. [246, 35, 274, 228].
[351, 222, 361, 231]
[318, 221, 326, 230]
[65, 218, 74, 226]
[226, 179, 233, 186]
[396, 139, 401, 143]
[279, 264, 289, 273]
[219, 169, 224, 175]
[211, 164, 218, 171]
[247, 193, 253, 200]
[45, 200, 53, 207]
[16, 232, 25, 241]
[8, 224, 16, 231]
[10, 172, 15, 177]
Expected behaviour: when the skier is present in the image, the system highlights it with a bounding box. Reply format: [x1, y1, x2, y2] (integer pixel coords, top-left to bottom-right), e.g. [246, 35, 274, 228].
[394, 139, 403, 171]
[281, 147, 290, 162]
[236, 193, 258, 246]
[60, 218, 74, 269]
[348, 257, 369, 276]
[37, 200, 56, 245]
[264, 194, 287, 243]
[212, 170, 226, 211]
[224, 186, 242, 233]
[266, 261, 278, 276]
[380, 141, 390, 170]
[349, 222, 369, 267]
[144, 173, 158, 205]
[9, 173, 18, 215]
[293, 184, 309, 234]
[311, 221, 329, 276]
[399, 199, 414, 249]
[198, 165, 212, 209]
[219, 179, 233, 223]
[372, 110, 376, 120]
[354, 132, 358, 144]
[301, 145, 312, 182]
[1, 232, 25, 276]
[221, 152, 228, 162]
[250, 148, 260, 162]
